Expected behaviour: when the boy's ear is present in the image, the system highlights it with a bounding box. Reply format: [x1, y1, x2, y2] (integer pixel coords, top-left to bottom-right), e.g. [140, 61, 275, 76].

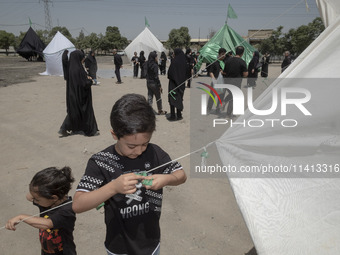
[110, 129, 118, 141]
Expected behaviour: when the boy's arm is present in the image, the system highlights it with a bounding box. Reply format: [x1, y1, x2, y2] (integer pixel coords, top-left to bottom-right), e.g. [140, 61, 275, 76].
[6, 215, 53, 231]
[144, 169, 187, 191]
[73, 173, 143, 213]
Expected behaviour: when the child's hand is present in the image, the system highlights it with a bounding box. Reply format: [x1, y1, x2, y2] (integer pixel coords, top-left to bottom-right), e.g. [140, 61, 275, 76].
[113, 173, 144, 194]
[6, 216, 22, 231]
[143, 174, 169, 190]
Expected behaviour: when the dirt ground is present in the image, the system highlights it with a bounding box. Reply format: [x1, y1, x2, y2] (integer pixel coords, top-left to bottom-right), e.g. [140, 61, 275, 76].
[0, 55, 281, 255]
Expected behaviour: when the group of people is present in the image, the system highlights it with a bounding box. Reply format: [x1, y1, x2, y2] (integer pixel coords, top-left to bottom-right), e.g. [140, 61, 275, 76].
[130, 50, 168, 79]
[207, 46, 272, 118]
[143, 48, 196, 121]
[6, 93, 187, 255]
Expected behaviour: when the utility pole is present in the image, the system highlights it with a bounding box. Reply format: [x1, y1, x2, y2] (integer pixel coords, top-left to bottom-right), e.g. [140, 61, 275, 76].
[40, 0, 53, 31]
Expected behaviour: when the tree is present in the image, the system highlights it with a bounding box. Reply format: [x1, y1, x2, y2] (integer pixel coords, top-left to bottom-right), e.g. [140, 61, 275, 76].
[75, 30, 86, 49]
[167, 27, 191, 50]
[259, 17, 325, 56]
[85, 32, 100, 51]
[0, 30, 15, 55]
[35, 29, 49, 45]
[104, 26, 128, 50]
[287, 17, 325, 55]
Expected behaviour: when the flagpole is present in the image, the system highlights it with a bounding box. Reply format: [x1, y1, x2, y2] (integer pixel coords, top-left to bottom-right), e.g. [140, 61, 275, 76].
[225, 2, 229, 24]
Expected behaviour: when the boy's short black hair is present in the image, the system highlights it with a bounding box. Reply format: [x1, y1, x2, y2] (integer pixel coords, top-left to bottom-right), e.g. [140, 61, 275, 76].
[110, 94, 156, 139]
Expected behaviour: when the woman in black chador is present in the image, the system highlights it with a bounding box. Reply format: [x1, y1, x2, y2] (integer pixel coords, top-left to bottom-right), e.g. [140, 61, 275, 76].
[159, 51, 167, 75]
[139, 51, 146, 79]
[146, 51, 166, 115]
[246, 50, 260, 88]
[84, 50, 98, 84]
[59, 50, 99, 137]
[261, 52, 270, 77]
[167, 48, 187, 121]
[61, 50, 70, 116]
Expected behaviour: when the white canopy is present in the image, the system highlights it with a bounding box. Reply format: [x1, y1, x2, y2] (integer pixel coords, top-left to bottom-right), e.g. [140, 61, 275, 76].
[216, 0, 340, 254]
[40, 31, 75, 76]
[124, 27, 166, 61]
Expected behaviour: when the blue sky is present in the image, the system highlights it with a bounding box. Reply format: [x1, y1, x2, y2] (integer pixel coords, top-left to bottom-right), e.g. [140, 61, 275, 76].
[0, 0, 320, 40]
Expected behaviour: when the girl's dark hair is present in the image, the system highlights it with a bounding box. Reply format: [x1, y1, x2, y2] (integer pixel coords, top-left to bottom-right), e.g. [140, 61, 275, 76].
[110, 94, 156, 139]
[29, 166, 75, 199]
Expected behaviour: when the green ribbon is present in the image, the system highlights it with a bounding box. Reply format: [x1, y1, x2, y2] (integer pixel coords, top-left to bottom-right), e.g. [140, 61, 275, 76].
[169, 90, 177, 100]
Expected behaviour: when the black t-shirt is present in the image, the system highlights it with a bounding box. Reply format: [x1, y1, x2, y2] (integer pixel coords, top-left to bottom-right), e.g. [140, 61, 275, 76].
[223, 57, 247, 87]
[37, 197, 76, 255]
[76, 143, 182, 255]
[131, 56, 139, 66]
[208, 60, 221, 79]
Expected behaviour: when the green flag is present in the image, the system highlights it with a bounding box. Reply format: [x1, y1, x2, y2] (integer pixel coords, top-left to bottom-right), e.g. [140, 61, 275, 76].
[29, 17, 32, 26]
[227, 4, 238, 19]
[145, 17, 150, 27]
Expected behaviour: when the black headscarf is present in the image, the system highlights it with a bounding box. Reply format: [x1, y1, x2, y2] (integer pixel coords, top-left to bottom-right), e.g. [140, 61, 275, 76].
[167, 48, 187, 86]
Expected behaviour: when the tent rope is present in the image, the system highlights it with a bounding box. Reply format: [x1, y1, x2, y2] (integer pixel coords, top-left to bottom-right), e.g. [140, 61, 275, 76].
[0, 200, 73, 231]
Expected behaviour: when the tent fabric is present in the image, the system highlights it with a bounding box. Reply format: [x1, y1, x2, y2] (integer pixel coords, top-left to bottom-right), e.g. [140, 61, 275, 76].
[316, 0, 340, 27]
[196, 24, 256, 70]
[16, 27, 45, 60]
[215, 1, 340, 254]
[124, 27, 166, 61]
[40, 31, 76, 76]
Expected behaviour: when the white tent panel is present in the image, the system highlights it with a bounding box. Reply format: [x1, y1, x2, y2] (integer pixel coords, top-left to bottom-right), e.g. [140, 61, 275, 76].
[124, 27, 166, 61]
[40, 31, 76, 76]
[216, 1, 340, 254]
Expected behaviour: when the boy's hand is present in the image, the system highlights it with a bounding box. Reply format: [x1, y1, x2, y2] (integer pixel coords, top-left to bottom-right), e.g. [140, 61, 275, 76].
[143, 174, 170, 190]
[6, 216, 22, 231]
[113, 173, 144, 194]
[144, 170, 186, 190]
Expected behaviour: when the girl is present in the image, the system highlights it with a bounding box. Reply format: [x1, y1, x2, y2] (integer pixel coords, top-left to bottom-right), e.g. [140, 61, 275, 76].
[6, 166, 76, 255]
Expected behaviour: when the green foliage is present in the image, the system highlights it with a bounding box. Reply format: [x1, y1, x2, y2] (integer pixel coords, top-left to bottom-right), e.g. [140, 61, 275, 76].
[259, 17, 325, 56]
[75, 30, 86, 49]
[35, 30, 49, 45]
[167, 27, 191, 50]
[104, 26, 128, 51]
[0, 30, 15, 55]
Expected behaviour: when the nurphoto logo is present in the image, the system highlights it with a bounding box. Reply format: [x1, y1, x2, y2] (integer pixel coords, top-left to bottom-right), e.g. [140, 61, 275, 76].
[197, 83, 312, 128]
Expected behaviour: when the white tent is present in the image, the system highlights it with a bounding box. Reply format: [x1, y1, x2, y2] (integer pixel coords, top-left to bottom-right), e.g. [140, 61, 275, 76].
[124, 27, 166, 61]
[215, 0, 340, 254]
[40, 31, 76, 76]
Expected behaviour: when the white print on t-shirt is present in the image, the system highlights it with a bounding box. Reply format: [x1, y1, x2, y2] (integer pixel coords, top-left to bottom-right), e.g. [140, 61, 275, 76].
[126, 189, 143, 204]
[120, 202, 150, 219]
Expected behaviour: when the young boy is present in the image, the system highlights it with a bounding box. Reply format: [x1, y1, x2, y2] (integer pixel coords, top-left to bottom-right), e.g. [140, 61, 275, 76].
[72, 94, 187, 255]
[6, 167, 76, 255]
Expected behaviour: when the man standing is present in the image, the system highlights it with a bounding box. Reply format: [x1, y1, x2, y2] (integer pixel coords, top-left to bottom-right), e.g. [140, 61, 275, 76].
[281, 50, 291, 73]
[113, 49, 123, 84]
[131, 51, 139, 78]
[223, 45, 248, 118]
